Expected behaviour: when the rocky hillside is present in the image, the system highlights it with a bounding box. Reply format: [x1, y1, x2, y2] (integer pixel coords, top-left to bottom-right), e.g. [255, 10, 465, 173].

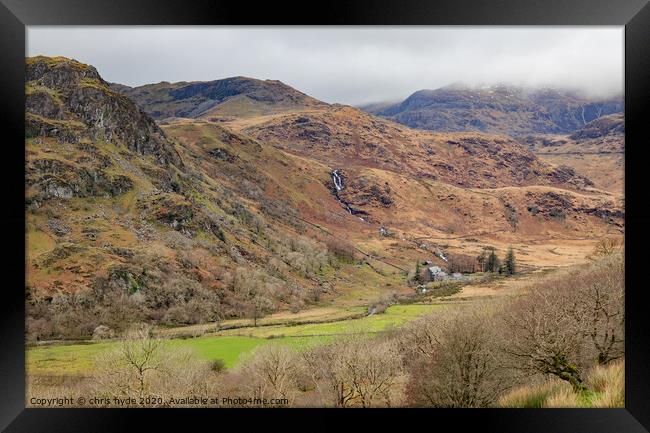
[111, 77, 327, 121]
[26, 56, 180, 165]
[237, 105, 594, 190]
[26, 57, 371, 341]
[521, 113, 624, 155]
[518, 113, 624, 194]
[569, 113, 624, 142]
[26, 57, 624, 342]
[362, 84, 623, 136]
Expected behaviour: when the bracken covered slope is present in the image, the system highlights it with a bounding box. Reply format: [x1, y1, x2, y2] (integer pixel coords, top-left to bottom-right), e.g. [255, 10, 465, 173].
[26, 57, 388, 340]
[236, 105, 595, 190]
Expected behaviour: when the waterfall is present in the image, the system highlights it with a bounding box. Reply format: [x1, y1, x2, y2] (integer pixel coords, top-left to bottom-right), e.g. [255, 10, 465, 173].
[331, 170, 353, 214]
[332, 170, 343, 191]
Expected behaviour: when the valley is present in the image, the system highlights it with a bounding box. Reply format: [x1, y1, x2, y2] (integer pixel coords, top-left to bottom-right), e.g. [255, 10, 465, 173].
[24, 56, 624, 407]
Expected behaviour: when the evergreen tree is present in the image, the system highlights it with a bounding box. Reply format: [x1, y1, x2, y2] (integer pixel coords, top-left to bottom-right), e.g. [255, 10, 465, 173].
[414, 261, 422, 284]
[481, 247, 500, 273]
[505, 247, 516, 276]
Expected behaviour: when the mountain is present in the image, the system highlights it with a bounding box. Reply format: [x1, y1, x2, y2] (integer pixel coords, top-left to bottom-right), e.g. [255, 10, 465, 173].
[26, 57, 365, 340]
[26, 57, 624, 343]
[100, 73, 625, 236]
[216, 102, 622, 243]
[363, 84, 623, 137]
[521, 113, 624, 154]
[117, 77, 596, 190]
[110, 76, 328, 121]
[519, 113, 625, 194]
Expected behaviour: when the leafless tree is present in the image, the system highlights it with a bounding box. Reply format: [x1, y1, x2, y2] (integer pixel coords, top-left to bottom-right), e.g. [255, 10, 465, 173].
[403, 306, 510, 407]
[94, 325, 165, 397]
[302, 334, 403, 407]
[575, 253, 624, 365]
[503, 253, 624, 391]
[93, 324, 214, 403]
[591, 237, 623, 259]
[238, 344, 301, 405]
[504, 282, 588, 391]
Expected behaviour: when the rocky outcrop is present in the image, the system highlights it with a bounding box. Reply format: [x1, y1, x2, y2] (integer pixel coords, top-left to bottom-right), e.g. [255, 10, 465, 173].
[26, 56, 181, 166]
[526, 191, 574, 219]
[325, 169, 393, 222]
[569, 113, 624, 140]
[338, 175, 394, 209]
[26, 158, 133, 203]
[546, 165, 594, 188]
[525, 191, 623, 223]
[136, 192, 226, 241]
[138, 192, 195, 229]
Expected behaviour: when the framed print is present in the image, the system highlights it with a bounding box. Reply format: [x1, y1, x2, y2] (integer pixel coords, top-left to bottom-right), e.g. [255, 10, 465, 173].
[1, 0, 649, 431]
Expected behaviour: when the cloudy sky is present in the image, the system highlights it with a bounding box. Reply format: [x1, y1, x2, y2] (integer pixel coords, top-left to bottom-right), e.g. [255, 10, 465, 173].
[27, 27, 623, 105]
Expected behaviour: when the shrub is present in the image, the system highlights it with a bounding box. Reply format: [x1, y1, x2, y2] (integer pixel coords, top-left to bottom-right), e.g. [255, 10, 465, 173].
[210, 359, 226, 373]
[591, 237, 624, 258]
[325, 238, 357, 263]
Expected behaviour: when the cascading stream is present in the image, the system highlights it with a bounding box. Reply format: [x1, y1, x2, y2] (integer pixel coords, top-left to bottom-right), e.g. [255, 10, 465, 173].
[332, 170, 343, 191]
[331, 170, 354, 214]
[331, 170, 368, 222]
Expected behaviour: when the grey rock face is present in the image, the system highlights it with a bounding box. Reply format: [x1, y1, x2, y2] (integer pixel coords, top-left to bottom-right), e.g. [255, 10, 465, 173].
[26, 57, 181, 166]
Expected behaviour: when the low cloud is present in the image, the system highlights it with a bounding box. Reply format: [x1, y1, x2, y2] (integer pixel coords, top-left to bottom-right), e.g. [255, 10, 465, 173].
[27, 26, 624, 105]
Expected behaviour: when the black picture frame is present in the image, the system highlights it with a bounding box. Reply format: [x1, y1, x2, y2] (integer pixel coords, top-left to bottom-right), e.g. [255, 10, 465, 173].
[1, 0, 649, 431]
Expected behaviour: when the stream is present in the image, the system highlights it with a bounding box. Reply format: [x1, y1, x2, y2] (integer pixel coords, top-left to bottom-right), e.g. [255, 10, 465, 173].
[331, 169, 364, 220]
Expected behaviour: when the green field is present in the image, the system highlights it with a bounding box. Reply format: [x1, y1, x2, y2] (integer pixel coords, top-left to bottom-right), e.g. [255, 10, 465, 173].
[27, 304, 444, 376]
[216, 304, 445, 338]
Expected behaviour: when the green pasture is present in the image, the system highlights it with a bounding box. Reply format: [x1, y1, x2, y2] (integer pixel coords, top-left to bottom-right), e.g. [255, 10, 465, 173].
[27, 303, 444, 377]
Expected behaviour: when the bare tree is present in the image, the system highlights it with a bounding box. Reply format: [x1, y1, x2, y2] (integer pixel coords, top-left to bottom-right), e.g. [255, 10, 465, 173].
[238, 344, 301, 405]
[93, 324, 214, 403]
[575, 253, 624, 365]
[302, 334, 403, 407]
[591, 237, 623, 259]
[504, 282, 588, 391]
[503, 254, 624, 391]
[302, 341, 357, 407]
[403, 306, 510, 407]
[394, 315, 440, 364]
[448, 253, 478, 274]
[95, 325, 165, 397]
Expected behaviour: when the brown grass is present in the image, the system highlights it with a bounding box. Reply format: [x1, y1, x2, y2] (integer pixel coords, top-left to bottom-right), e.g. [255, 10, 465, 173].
[498, 360, 624, 408]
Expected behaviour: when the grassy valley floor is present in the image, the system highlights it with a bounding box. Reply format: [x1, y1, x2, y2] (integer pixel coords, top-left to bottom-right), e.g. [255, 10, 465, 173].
[27, 303, 445, 377]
